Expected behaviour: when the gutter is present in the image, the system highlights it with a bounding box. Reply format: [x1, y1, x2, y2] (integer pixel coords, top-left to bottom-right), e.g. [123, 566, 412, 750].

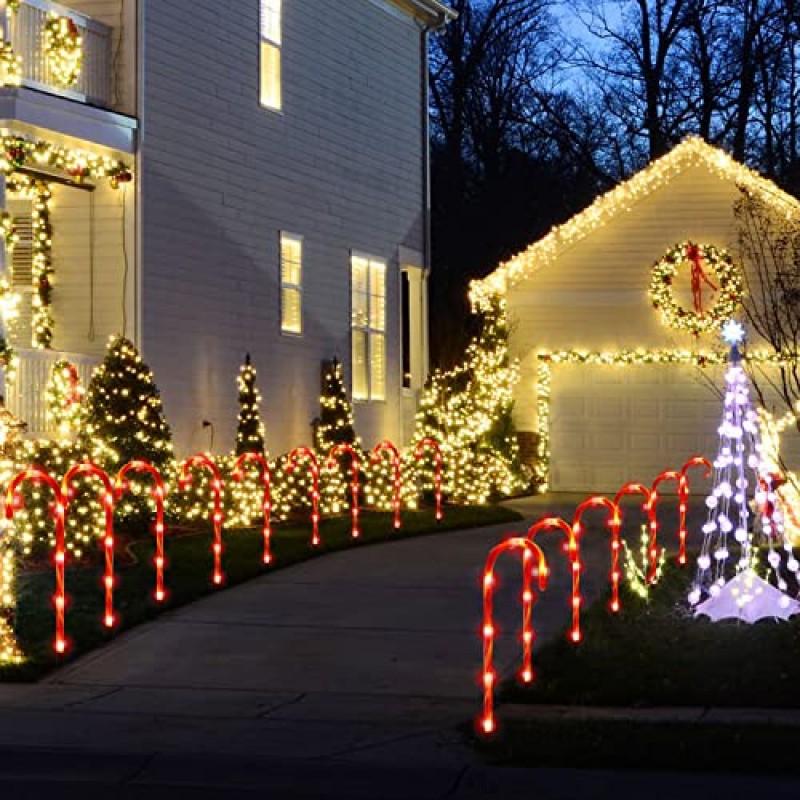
[395, 0, 456, 29]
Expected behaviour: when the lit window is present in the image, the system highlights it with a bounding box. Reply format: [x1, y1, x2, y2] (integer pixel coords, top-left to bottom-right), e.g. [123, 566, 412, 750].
[280, 232, 302, 334]
[260, 0, 282, 110]
[351, 253, 386, 401]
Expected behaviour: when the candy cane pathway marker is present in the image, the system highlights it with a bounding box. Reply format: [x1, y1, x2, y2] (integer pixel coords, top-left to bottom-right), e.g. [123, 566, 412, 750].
[62, 462, 117, 628]
[650, 470, 681, 582]
[232, 452, 273, 563]
[526, 516, 583, 642]
[614, 482, 656, 583]
[116, 460, 167, 600]
[327, 444, 360, 539]
[414, 437, 443, 522]
[5, 468, 69, 654]
[287, 447, 321, 546]
[180, 454, 225, 584]
[371, 440, 402, 530]
[480, 536, 547, 735]
[679, 455, 712, 565]
[572, 496, 621, 611]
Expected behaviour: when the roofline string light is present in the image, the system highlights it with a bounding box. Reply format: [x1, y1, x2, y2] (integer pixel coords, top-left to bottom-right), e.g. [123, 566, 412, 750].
[116, 460, 167, 601]
[572, 497, 622, 612]
[526, 516, 583, 643]
[62, 462, 116, 628]
[371, 440, 403, 530]
[4, 468, 68, 654]
[179, 454, 225, 585]
[480, 536, 548, 736]
[287, 447, 321, 547]
[232, 452, 273, 564]
[414, 437, 444, 522]
[326, 444, 361, 539]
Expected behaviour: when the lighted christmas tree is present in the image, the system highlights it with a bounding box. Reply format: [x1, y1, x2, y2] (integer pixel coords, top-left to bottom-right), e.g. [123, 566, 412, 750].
[79, 335, 174, 524]
[411, 295, 529, 504]
[45, 359, 84, 440]
[235, 353, 266, 456]
[689, 320, 800, 619]
[0, 520, 23, 664]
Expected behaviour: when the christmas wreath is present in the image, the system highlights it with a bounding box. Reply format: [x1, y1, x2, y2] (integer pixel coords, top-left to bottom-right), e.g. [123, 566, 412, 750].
[649, 241, 743, 336]
[44, 14, 82, 88]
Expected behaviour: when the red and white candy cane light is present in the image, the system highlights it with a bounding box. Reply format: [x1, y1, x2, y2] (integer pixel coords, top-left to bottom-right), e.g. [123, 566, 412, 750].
[62, 462, 117, 628]
[5, 468, 69, 654]
[287, 447, 321, 546]
[526, 516, 583, 643]
[678, 456, 712, 566]
[232, 452, 273, 564]
[179, 454, 225, 584]
[116, 460, 167, 601]
[572, 496, 622, 612]
[650, 469, 682, 580]
[371, 440, 402, 530]
[414, 437, 443, 522]
[614, 482, 656, 583]
[480, 536, 548, 736]
[327, 444, 361, 539]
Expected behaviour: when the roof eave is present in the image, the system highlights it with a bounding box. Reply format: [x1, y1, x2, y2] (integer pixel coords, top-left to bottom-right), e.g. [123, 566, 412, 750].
[388, 0, 457, 29]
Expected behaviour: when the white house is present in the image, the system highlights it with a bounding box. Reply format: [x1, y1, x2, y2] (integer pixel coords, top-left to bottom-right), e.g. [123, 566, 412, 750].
[0, 0, 453, 454]
[473, 138, 800, 493]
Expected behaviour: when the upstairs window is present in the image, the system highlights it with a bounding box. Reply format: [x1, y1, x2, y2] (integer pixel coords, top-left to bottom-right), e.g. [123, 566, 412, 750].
[280, 232, 302, 334]
[260, 0, 282, 110]
[351, 253, 386, 402]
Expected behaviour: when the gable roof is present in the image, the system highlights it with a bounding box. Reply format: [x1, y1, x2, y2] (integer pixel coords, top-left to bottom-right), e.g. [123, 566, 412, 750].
[470, 137, 800, 305]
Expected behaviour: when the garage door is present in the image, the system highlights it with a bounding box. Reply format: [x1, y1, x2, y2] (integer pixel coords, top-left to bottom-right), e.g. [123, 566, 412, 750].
[548, 362, 800, 494]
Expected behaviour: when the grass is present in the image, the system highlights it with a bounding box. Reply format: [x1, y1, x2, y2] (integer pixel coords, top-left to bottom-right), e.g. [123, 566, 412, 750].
[2, 503, 521, 682]
[481, 556, 800, 771]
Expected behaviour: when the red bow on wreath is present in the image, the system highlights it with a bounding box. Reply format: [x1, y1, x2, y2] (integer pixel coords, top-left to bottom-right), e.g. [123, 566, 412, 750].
[686, 243, 717, 314]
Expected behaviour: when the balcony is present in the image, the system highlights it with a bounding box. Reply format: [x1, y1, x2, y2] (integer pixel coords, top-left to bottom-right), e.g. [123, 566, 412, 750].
[5, 0, 112, 108]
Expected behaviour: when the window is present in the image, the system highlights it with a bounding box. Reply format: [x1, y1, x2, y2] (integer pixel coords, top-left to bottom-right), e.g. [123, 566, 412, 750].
[351, 253, 386, 401]
[260, 0, 282, 110]
[280, 232, 302, 334]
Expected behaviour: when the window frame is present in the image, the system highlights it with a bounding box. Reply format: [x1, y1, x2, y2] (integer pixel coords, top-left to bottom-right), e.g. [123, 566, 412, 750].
[280, 231, 303, 336]
[259, 0, 282, 111]
[350, 251, 387, 403]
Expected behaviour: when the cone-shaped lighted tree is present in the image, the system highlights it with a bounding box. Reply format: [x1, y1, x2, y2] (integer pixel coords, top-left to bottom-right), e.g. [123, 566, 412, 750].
[689, 320, 800, 618]
[235, 353, 266, 456]
[79, 336, 174, 524]
[313, 358, 359, 454]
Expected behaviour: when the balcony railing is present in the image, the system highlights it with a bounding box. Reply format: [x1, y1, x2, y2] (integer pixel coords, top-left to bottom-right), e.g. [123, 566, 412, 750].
[5, 347, 99, 437]
[6, 0, 112, 108]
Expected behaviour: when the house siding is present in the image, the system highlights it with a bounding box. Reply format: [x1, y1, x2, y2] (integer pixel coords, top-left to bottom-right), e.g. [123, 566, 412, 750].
[140, 0, 425, 455]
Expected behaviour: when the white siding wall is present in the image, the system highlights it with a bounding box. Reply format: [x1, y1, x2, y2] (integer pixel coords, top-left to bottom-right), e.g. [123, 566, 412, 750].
[140, 0, 425, 456]
[49, 180, 127, 355]
[66, 0, 136, 114]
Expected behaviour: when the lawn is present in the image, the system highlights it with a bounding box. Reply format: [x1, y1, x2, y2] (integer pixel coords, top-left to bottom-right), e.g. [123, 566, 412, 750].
[483, 555, 800, 771]
[3, 503, 520, 682]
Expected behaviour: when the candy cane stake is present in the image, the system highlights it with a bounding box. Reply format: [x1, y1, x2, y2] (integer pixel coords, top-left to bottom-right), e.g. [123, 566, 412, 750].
[480, 536, 548, 736]
[371, 440, 402, 530]
[232, 452, 273, 564]
[179, 454, 225, 584]
[679, 456, 712, 566]
[526, 516, 583, 643]
[116, 460, 167, 601]
[5, 469, 68, 654]
[414, 437, 443, 522]
[572, 496, 621, 611]
[614, 483, 656, 584]
[327, 444, 361, 539]
[62, 463, 117, 628]
[287, 447, 321, 546]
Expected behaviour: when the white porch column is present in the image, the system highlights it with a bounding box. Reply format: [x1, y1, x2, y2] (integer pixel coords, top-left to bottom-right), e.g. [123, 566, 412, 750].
[404, 265, 428, 391]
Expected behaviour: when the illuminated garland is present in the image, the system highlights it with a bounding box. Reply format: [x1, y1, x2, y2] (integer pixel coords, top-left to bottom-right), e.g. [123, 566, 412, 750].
[471, 137, 800, 307]
[534, 348, 800, 491]
[0, 523, 22, 664]
[44, 14, 82, 89]
[0, 132, 131, 185]
[649, 242, 743, 335]
[31, 182, 52, 348]
[0, 41, 21, 87]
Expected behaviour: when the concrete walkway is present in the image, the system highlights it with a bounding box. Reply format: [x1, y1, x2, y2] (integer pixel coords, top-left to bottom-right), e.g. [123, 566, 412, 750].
[0, 497, 797, 797]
